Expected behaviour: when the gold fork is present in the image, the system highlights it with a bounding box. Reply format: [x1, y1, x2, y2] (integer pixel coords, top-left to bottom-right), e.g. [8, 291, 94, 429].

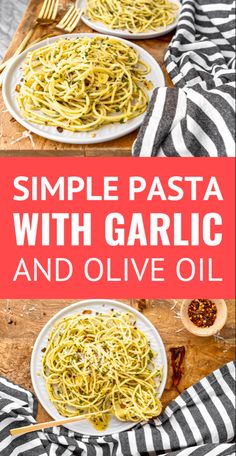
[56, 0, 83, 33]
[10, 409, 111, 437]
[0, 0, 59, 74]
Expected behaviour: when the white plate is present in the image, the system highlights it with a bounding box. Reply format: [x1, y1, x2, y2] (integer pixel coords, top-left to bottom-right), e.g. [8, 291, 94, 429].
[31, 299, 167, 436]
[2, 33, 164, 145]
[81, 0, 181, 40]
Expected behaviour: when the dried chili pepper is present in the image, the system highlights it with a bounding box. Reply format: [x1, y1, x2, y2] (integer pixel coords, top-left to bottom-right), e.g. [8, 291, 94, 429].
[170, 346, 185, 387]
[137, 299, 148, 312]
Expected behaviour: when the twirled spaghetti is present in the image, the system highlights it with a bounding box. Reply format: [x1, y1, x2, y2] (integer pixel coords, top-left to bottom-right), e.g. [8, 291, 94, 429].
[16, 36, 152, 133]
[42, 311, 162, 430]
[86, 0, 179, 34]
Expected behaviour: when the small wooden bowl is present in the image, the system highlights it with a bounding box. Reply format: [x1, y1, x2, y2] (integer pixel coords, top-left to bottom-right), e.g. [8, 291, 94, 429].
[180, 299, 228, 337]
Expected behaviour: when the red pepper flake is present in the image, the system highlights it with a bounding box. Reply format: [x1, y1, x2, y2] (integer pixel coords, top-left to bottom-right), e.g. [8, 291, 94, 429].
[15, 84, 21, 92]
[170, 346, 185, 387]
[188, 299, 217, 328]
[82, 310, 92, 315]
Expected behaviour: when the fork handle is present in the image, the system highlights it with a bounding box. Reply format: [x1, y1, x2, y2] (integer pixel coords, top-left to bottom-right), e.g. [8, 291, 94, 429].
[10, 409, 111, 437]
[0, 25, 37, 73]
[10, 415, 88, 437]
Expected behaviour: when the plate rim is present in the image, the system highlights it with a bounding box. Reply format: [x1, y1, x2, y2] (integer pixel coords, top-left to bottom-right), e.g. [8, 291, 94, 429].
[80, 0, 181, 40]
[30, 299, 168, 436]
[2, 33, 165, 145]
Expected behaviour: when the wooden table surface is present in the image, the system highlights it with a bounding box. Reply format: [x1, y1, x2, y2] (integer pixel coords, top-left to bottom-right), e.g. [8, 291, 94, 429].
[0, 299, 235, 423]
[0, 0, 173, 156]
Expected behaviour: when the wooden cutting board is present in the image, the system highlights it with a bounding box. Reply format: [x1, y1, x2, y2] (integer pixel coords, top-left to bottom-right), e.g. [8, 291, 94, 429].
[0, 299, 235, 423]
[0, 0, 174, 156]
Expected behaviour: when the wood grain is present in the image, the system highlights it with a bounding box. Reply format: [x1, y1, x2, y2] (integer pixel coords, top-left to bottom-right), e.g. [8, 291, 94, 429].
[0, 0, 173, 156]
[0, 299, 235, 423]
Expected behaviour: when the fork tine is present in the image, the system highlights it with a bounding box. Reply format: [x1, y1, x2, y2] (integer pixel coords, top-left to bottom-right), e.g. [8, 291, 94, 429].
[65, 9, 78, 26]
[49, 0, 59, 20]
[46, 0, 55, 19]
[57, 5, 75, 28]
[65, 10, 82, 32]
[45, 0, 53, 19]
[45, 0, 56, 19]
[42, 0, 58, 20]
[57, 0, 83, 33]
[42, 0, 53, 19]
[38, 0, 52, 19]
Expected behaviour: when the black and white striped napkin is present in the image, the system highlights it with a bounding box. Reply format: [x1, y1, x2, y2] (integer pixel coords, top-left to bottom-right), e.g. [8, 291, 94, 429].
[0, 361, 235, 456]
[133, 0, 236, 157]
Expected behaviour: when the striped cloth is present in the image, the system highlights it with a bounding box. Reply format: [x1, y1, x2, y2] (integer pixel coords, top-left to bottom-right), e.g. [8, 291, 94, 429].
[133, 0, 236, 157]
[0, 361, 235, 456]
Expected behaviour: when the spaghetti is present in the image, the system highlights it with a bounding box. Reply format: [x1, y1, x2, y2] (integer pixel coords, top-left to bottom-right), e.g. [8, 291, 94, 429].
[16, 36, 152, 133]
[86, 0, 179, 34]
[42, 311, 163, 430]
